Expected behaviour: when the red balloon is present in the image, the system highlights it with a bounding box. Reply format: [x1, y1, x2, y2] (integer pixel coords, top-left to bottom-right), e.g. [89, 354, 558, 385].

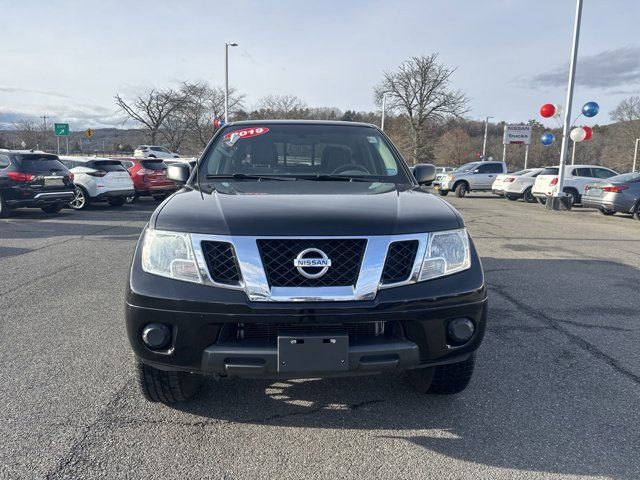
[540, 103, 556, 118]
[583, 126, 593, 141]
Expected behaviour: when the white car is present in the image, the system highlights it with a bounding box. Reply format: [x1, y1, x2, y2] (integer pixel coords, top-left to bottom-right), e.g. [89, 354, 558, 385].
[531, 164, 618, 205]
[59, 157, 135, 210]
[134, 146, 180, 159]
[493, 168, 544, 202]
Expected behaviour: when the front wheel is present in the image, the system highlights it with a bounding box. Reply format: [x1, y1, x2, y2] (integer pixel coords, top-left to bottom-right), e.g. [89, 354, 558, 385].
[68, 187, 90, 210]
[407, 353, 475, 394]
[41, 204, 64, 214]
[454, 182, 468, 198]
[438, 190, 449, 196]
[135, 360, 202, 404]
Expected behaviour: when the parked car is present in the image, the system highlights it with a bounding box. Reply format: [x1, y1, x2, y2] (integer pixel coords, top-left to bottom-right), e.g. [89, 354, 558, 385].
[59, 157, 135, 210]
[0, 150, 75, 217]
[119, 158, 177, 203]
[495, 168, 544, 203]
[582, 171, 640, 218]
[134, 145, 180, 159]
[492, 169, 528, 197]
[126, 120, 486, 404]
[433, 160, 507, 197]
[531, 165, 618, 205]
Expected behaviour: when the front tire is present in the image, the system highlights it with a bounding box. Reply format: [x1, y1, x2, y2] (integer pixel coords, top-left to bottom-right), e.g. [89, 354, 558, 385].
[135, 360, 202, 404]
[69, 187, 90, 210]
[407, 353, 475, 394]
[454, 182, 468, 198]
[41, 204, 64, 214]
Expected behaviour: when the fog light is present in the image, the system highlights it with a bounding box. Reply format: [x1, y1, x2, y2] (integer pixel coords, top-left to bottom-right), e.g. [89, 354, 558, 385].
[142, 323, 171, 349]
[447, 318, 475, 344]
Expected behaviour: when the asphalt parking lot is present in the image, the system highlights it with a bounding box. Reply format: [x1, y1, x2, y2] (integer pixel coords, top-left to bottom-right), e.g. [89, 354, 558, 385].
[1, 195, 639, 480]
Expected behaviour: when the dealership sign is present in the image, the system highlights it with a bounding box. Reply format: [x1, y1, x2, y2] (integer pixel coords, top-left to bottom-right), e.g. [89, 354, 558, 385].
[503, 124, 532, 145]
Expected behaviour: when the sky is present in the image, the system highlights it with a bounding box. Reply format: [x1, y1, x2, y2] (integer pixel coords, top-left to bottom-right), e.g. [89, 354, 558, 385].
[1, 0, 639, 130]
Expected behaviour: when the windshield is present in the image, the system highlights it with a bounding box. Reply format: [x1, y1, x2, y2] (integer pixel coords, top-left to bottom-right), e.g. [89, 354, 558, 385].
[199, 124, 411, 183]
[609, 172, 640, 183]
[454, 162, 479, 172]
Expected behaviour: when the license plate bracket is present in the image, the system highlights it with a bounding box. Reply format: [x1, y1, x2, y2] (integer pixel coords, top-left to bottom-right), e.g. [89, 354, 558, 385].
[277, 334, 349, 373]
[44, 177, 64, 186]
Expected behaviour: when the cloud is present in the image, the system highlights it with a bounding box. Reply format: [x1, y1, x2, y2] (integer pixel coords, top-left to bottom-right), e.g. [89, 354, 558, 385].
[518, 46, 640, 90]
[0, 103, 128, 130]
[0, 85, 72, 99]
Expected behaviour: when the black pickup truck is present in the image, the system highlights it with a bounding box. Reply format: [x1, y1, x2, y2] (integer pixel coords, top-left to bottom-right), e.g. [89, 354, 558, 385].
[126, 121, 487, 403]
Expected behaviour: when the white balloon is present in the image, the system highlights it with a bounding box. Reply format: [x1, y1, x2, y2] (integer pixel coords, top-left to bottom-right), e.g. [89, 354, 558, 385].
[553, 104, 564, 118]
[570, 127, 587, 142]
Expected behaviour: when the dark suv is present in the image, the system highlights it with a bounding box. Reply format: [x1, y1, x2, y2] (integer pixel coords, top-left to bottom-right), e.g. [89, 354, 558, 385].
[0, 150, 75, 217]
[126, 121, 487, 404]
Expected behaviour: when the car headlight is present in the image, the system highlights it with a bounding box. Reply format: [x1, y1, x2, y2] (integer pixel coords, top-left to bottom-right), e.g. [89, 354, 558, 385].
[141, 229, 202, 283]
[419, 228, 471, 281]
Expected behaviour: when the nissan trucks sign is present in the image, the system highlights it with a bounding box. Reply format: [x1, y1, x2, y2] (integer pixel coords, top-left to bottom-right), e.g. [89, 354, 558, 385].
[503, 124, 532, 145]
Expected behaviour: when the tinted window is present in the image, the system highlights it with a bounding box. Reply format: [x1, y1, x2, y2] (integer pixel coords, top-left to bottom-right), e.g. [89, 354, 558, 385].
[609, 172, 640, 183]
[572, 168, 592, 177]
[89, 160, 127, 172]
[540, 167, 559, 175]
[121, 161, 135, 169]
[201, 124, 410, 182]
[140, 160, 167, 170]
[512, 169, 530, 176]
[17, 155, 67, 173]
[151, 147, 170, 152]
[0, 154, 10, 169]
[476, 163, 502, 173]
[591, 168, 616, 179]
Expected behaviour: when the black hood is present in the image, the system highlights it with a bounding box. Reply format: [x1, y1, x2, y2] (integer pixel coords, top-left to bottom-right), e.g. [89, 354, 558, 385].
[152, 181, 463, 236]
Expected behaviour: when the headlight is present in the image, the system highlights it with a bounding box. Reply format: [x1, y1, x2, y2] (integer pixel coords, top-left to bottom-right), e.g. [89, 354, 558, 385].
[444, 175, 453, 182]
[141, 229, 202, 283]
[419, 228, 471, 281]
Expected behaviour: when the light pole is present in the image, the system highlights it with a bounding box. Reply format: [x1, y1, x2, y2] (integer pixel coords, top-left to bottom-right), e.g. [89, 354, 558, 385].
[482, 116, 493, 160]
[381, 93, 388, 131]
[552, 0, 583, 210]
[633, 138, 639, 172]
[224, 42, 238, 123]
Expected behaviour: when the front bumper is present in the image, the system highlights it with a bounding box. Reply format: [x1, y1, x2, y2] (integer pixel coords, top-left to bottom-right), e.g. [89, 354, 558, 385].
[125, 237, 487, 378]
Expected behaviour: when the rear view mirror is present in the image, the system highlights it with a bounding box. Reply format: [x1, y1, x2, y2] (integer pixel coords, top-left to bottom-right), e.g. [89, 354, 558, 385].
[413, 164, 436, 185]
[167, 163, 190, 184]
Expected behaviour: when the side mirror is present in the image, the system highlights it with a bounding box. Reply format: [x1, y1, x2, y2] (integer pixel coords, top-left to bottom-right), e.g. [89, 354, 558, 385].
[413, 163, 436, 185]
[167, 163, 190, 184]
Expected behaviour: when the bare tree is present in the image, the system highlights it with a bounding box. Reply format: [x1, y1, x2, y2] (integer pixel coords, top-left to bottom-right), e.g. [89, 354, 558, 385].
[434, 128, 475, 166]
[180, 81, 244, 148]
[374, 53, 469, 163]
[13, 119, 48, 150]
[114, 88, 180, 144]
[255, 94, 309, 119]
[609, 96, 640, 169]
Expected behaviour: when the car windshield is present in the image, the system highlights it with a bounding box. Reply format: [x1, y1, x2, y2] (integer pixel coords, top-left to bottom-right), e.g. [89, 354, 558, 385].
[16, 154, 67, 173]
[199, 123, 411, 183]
[454, 162, 479, 172]
[609, 172, 640, 183]
[140, 160, 167, 170]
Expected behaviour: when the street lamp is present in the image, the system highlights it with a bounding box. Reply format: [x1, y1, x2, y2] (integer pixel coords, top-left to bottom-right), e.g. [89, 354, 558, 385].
[482, 116, 493, 160]
[224, 42, 238, 123]
[381, 93, 388, 131]
[634, 138, 639, 173]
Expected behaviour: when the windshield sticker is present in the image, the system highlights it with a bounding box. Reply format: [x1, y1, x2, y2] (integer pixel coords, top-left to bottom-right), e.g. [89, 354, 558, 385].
[223, 127, 269, 146]
[367, 136, 377, 143]
[386, 168, 397, 175]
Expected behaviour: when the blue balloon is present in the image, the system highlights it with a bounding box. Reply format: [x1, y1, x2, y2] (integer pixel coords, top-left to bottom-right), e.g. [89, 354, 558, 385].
[541, 132, 555, 146]
[582, 102, 599, 118]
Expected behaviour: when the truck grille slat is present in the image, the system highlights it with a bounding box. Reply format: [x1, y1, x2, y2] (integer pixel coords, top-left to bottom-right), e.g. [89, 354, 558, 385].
[201, 241, 242, 285]
[381, 240, 419, 284]
[257, 239, 366, 287]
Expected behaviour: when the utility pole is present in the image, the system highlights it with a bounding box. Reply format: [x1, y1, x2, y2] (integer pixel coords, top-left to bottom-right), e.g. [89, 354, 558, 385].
[41, 115, 49, 151]
[224, 42, 238, 123]
[552, 0, 583, 210]
[482, 116, 493, 159]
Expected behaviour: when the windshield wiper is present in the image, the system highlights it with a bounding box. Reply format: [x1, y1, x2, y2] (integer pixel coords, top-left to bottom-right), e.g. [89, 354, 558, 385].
[305, 174, 379, 182]
[205, 173, 296, 181]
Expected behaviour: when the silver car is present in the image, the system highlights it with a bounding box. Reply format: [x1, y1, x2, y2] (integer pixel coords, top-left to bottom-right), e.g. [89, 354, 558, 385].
[581, 172, 640, 218]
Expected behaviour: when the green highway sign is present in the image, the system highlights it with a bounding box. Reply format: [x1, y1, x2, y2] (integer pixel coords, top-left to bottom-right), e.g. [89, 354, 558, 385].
[54, 123, 69, 136]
